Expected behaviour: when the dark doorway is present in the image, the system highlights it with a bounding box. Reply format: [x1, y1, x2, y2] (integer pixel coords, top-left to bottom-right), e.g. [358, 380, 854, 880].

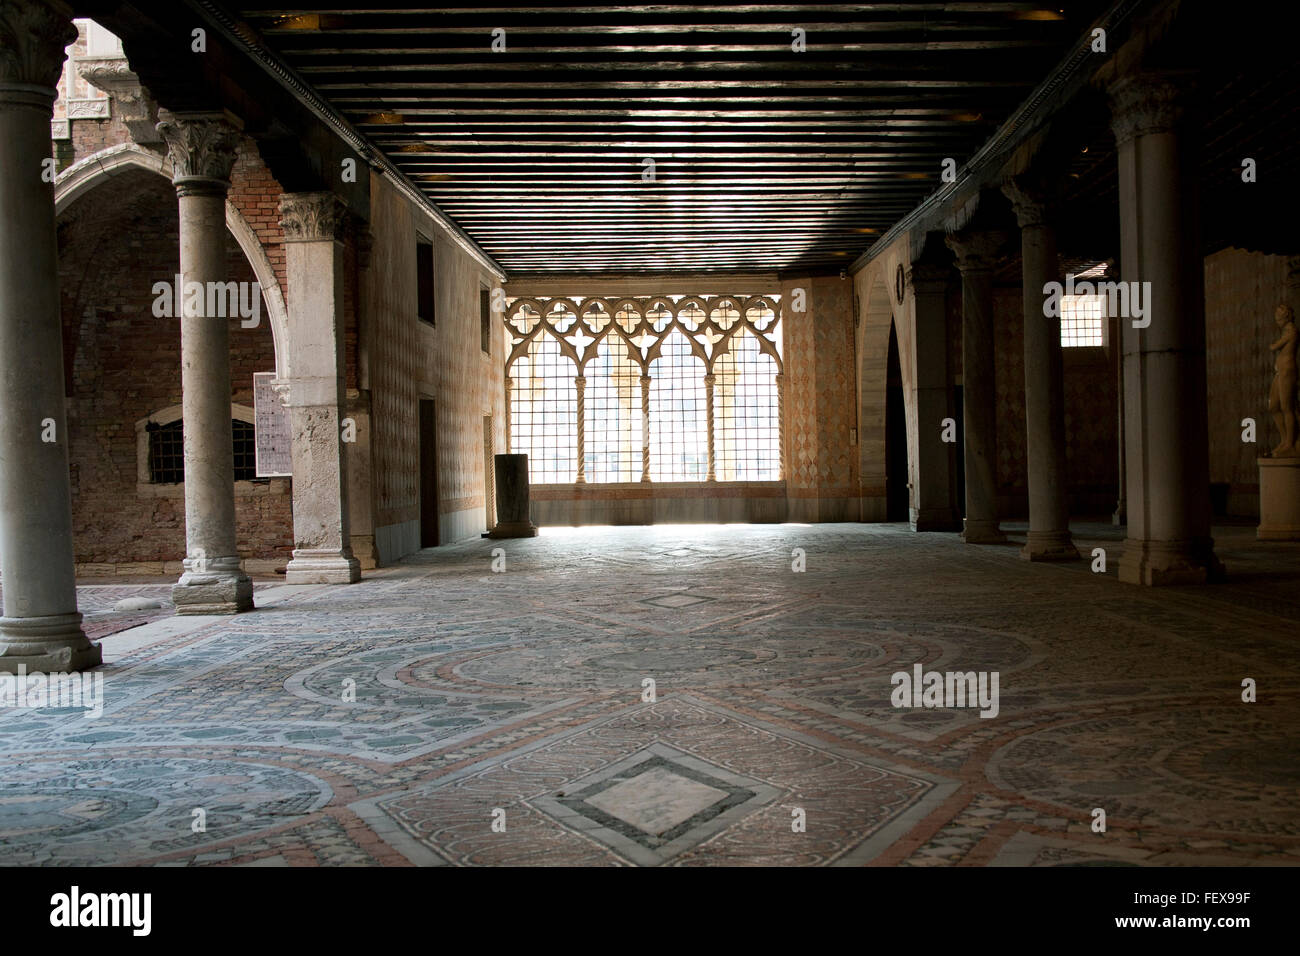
[419, 398, 439, 547]
[885, 323, 909, 522]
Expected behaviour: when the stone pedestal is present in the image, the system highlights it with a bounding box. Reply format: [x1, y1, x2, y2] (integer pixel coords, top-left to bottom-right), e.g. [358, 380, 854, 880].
[157, 111, 254, 613]
[0, 2, 101, 672]
[487, 454, 538, 538]
[1258, 458, 1300, 540]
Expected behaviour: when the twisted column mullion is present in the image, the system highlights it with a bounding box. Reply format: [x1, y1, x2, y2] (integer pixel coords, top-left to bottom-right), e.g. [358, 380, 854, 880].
[574, 375, 586, 484]
[640, 374, 652, 482]
[775, 372, 786, 482]
[704, 373, 717, 482]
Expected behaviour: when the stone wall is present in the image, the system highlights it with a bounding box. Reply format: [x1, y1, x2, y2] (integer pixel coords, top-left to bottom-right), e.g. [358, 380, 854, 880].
[1204, 247, 1291, 517]
[364, 171, 504, 561]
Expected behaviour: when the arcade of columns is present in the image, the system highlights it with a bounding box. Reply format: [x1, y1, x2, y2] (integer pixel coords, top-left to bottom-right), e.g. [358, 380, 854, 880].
[0, 0, 358, 673]
[0, 0, 1222, 675]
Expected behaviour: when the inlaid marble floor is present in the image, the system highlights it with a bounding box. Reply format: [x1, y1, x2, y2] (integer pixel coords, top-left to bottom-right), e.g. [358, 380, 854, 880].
[2, 523, 1296, 866]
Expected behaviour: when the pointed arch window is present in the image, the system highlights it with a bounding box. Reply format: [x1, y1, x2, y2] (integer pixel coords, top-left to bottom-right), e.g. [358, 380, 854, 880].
[505, 295, 782, 484]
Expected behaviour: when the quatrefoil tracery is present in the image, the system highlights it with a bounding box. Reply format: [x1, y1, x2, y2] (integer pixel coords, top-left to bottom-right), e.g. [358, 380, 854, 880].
[504, 294, 783, 375]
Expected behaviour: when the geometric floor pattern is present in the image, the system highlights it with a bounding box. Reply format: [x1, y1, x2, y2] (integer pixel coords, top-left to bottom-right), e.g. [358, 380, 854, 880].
[2, 522, 1297, 866]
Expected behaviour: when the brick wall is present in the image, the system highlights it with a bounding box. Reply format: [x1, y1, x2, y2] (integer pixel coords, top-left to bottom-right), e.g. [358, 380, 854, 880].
[57, 162, 291, 570]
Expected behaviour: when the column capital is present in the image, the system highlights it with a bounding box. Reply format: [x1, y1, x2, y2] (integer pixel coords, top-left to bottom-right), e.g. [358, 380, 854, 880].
[156, 110, 242, 197]
[945, 230, 1009, 275]
[0, 0, 75, 89]
[1108, 72, 1192, 147]
[281, 191, 347, 242]
[1001, 176, 1059, 229]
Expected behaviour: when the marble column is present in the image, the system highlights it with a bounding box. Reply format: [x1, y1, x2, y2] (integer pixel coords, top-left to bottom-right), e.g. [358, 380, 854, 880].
[157, 111, 254, 613]
[906, 262, 959, 531]
[1004, 181, 1078, 561]
[279, 192, 361, 584]
[0, 0, 101, 672]
[1109, 73, 1221, 585]
[947, 230, 1009, 544]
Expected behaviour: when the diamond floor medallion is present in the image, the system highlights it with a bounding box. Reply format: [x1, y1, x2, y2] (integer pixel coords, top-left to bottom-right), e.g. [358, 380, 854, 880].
[533, 743, 781, 865]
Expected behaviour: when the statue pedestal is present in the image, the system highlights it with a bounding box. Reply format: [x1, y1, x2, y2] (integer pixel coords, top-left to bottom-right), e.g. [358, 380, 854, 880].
[1257, 457, 1300, 540]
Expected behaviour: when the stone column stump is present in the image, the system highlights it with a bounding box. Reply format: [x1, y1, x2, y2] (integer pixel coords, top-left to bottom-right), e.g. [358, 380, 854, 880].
[487, 454, 538, 538]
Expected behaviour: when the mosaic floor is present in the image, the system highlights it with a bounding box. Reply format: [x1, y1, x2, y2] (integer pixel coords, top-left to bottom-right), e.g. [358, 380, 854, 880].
[2, 523, 1297, 866]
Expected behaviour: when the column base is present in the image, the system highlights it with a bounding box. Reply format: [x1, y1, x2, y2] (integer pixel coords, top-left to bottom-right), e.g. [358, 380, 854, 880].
[911, 507, 961, 533]
[1112, 503, 1126, 526]
[487, 521, 539, 539]
[1117, 537, 1224, 586]
[0, 613, 102, 673]
[1020, 531, 1080, 562]
[961, 519, 1007, 544]
[173, 570, 254, 614]
[285, 549, 361, 585]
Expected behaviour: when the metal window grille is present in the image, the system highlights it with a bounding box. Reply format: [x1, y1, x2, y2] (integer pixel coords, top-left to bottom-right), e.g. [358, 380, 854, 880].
[648, 331, 708, 481]
[584, 334, 642, 482]
[1061, 294, 1105, 347]
[509, 332, 577, 483]
[714, 328, 780, 481]
[147, 418, 257, 483]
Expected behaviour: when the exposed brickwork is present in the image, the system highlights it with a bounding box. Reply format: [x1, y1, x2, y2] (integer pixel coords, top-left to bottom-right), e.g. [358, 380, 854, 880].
[57, 166, 291, 566]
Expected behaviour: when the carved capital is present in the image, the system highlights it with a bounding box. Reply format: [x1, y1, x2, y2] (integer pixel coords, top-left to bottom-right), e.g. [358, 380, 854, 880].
[1001, 176, 1058, 229]
[280, 191, 345, 242]
[945, 230, 1009, 275]
[156, 111, 241, 197]
[0, 0, 74, 89]
[1109, 73, 1188, 147]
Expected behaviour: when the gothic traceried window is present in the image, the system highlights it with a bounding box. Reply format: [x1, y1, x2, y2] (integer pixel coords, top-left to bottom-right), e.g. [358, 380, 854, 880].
[505, 294, 782, 484]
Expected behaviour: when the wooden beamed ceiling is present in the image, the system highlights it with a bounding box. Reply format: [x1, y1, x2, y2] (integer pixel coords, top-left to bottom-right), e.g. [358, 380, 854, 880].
[232, 2, 1111, 276]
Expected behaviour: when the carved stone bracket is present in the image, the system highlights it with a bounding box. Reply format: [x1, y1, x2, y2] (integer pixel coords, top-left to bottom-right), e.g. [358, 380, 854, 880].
[78, 54, 161, 145]
[156, 110, 242, 197]
[905, 261, 950, 296]
[281, 191, 346, 242]
[0, 0, 76, 89]
[945, 230, 1009, 275]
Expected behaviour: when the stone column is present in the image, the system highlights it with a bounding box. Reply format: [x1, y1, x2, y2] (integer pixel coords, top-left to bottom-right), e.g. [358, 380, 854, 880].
[0, 0, 101, 671]
[906, 262, 959, 531]
[1109, 73, 1221, 585]
[946, 230, 1009, 544]
[157, 110, 254, 613]
[278, 192, 360, 584]
[1004, 181, 1078, 561]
